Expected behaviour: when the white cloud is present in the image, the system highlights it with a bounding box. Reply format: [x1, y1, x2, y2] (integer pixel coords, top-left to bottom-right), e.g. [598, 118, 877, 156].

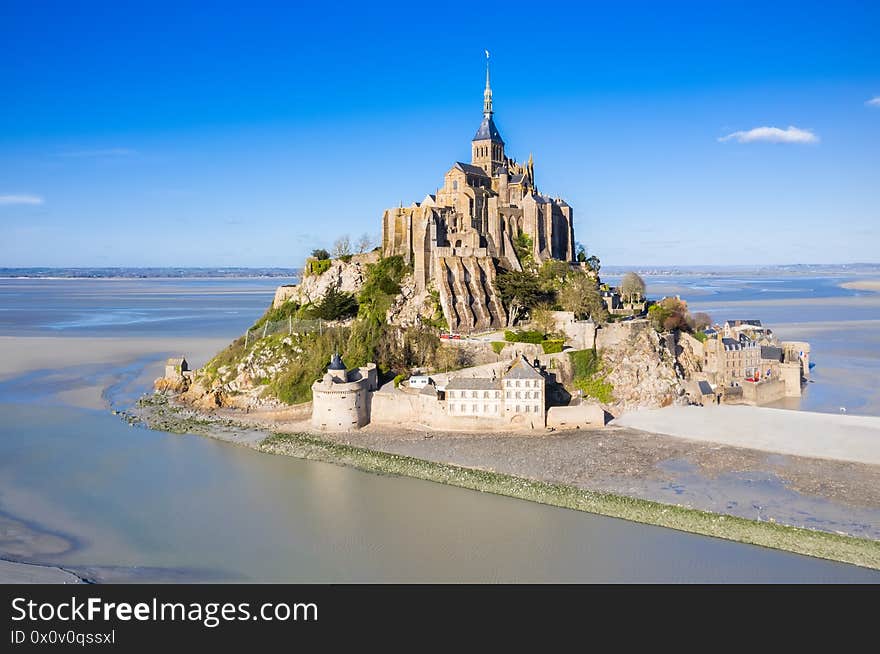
[57, 148, 137, 158]
[718, 126, 819, 144]
[0, 194, 44, 205]
[867, 97, 880, 107]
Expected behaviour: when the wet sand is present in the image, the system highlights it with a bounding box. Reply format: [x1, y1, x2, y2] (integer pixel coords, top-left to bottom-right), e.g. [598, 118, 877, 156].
[0, 559, 82, 584]
[135, 395, 880, 542]
[0, 336, 229, 402]
[841, 280, 880, 292]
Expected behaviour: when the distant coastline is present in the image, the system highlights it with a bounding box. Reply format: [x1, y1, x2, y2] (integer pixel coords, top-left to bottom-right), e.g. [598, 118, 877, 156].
[4, 264, 878, 280]
[0, 267, 301, 279]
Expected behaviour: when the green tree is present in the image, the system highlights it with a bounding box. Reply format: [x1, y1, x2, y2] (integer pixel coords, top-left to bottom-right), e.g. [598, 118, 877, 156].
[538, 259, 572, 291]
[311, 248, 330, 260]
[513, 231, 536, 272]
[575, 242, 587, 263]
[309, 286, 358, 321]
[620, 271, 646, 302]
[558, 272, 608, 321]
[494, 269, 546, 326]
[648, 296, 691, 333]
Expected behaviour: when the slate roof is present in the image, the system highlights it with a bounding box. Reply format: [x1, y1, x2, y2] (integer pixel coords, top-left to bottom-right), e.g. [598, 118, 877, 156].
[445, 377, 501, 391]
[508, 174, 525, 184]
[472, 115, 504, 143]
[503, 356, 544, 380]
[328, 353, 346, 370]
[761, 346, 783, 361]
[454, 162, 489, 177]
[698, 381, 714, 395]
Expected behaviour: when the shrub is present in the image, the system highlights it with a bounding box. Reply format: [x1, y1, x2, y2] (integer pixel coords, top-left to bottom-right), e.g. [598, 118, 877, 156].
[541, 339, 564, 354]
[393, 373, 406, 388]
[504, 329, 544, 344]
[574, 375, 615, 404]
[491, 341, 506, 355]
[569, 349, 599, 379]
[567, 348, 614, 403]
[305, 257, 332, 277]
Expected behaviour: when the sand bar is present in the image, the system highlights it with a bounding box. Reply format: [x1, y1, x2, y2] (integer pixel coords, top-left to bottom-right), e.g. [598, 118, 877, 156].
[613, 405, 880, 465]
[841, 280, 880, 292]
[0, 335, 230, 381]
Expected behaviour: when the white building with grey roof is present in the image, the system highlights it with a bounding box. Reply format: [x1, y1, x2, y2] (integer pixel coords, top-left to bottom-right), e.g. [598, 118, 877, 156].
[445, 355, 546, 427]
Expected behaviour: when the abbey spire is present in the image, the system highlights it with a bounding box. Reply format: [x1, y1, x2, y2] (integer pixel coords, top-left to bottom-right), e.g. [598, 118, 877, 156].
[472, 50, 504, 175]
[483, 49, 493, 117]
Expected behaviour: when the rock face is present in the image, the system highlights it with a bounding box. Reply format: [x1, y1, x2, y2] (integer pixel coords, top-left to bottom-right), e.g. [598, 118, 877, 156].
[597, 321, 688, 411]
[272, 252, 378, 308]
[385, 276, 437, 327]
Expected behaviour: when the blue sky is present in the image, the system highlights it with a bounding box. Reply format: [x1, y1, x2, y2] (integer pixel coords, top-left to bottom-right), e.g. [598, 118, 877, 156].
[1, 1, 878, 267]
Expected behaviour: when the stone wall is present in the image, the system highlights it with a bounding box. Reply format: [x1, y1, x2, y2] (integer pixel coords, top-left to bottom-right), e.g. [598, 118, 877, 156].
[546, 403, 605, 429]
[741, 378, 787, 405]
[779, 362, 803, 397]
[547, 311, 597, 350]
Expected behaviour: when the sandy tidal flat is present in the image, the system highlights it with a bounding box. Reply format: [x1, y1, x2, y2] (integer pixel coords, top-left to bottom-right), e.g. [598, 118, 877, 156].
[0, 335, 230, 381]
[841, 280, 880, 292]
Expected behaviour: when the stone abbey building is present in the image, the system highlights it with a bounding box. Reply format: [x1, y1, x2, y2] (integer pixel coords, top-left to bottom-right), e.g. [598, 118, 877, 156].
[381, 57, 576, 333]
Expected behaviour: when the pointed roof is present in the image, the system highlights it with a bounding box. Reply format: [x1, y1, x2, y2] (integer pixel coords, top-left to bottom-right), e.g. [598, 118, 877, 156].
[503, 355, 544, 380]
[473, 51, 504, 144]
[328, 353, 346, 371]
[473, 114, 504, 144]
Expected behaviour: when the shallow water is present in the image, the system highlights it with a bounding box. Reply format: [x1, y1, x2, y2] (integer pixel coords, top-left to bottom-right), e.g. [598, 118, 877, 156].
[1, 275, 879, 582]
[1, 401, 877, 582]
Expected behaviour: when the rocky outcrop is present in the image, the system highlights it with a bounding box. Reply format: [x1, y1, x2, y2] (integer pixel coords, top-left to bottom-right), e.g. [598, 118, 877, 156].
[273, 251, 379, 308]
[385, 275, 436, 327]
[587, 321, 689, 412]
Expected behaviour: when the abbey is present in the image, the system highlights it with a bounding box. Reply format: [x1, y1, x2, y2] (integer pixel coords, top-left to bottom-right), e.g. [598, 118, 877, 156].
[381, 56, 576, 333]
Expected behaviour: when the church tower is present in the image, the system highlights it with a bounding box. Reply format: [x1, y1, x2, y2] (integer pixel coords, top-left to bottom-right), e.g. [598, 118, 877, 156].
[471, 50, 505, 175]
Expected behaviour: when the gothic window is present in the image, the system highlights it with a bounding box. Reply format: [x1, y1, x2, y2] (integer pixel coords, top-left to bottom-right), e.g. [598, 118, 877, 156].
[484, 391, 489, 399]
[472, 404, 477, 413]
[460, 404, 466, 413]
[471, 391, 477, 398]
[453, 180, 458, 191]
